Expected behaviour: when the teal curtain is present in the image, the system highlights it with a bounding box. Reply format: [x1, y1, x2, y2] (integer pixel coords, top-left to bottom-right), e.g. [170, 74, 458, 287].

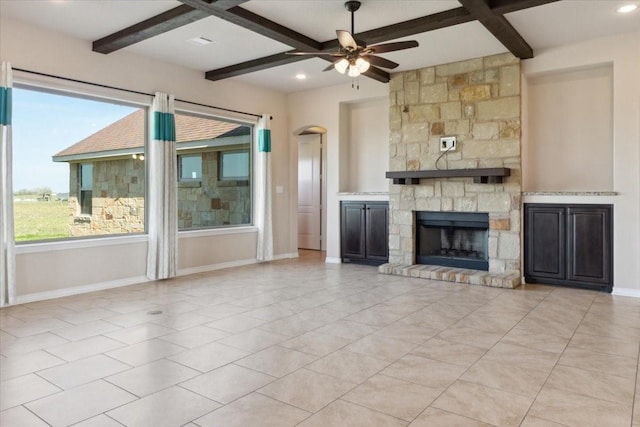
[256, 114, 273, 261]
[0, 61, 15, 306]
[146, 92, 177, 280]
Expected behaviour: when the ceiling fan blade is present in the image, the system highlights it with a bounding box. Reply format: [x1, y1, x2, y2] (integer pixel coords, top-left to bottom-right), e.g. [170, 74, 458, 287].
[337, 30, 357, 49]
[368, 40, 419, 54]
[364, 55, 400, 70]
[286, 51, 343, 57]
[323, 62, 338, 72]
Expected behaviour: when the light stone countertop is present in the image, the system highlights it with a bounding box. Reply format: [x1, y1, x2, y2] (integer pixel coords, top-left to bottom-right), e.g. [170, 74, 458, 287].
[337, 192, 389, 196]
[522, 191, 617, 196]
[337, 192, 389, 202]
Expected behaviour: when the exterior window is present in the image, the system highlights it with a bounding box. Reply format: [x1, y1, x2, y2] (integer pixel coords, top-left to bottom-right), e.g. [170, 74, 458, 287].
[12, 86, 145, 242]
[175, 112, 252, 229]
[179, 154, 202, 181]
[219, 150, 250, 181]
[79, 163, 93, 215]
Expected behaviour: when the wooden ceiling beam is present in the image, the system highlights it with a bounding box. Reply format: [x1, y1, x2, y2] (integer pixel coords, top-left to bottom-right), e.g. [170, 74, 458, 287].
[458, 0, 534, 58]
[205, 0, 554, 82]
[479, 14, 533, 58]
[491, 0, 561, 15]
[361, 65, 391, 83]
[95, 0, 561, 81]
[205, 53, 308, 81]
[324, 7, 474, 50]
[177, 0, 322, 51]
[205, 52, 390, 83]
[93, 1, 249, 54]
[207, 8, 473, 84]
[93, 5, 207, 54]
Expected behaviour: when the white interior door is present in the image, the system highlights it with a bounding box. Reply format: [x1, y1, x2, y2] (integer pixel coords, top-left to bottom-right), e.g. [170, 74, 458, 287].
[298, 134, 322, 250]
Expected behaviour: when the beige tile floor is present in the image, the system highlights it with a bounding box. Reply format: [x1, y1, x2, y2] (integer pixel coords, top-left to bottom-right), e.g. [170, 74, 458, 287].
[1, 250, 639, 427]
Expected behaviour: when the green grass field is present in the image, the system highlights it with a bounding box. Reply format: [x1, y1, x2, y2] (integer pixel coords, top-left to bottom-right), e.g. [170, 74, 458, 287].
[13, 197, 70, 242]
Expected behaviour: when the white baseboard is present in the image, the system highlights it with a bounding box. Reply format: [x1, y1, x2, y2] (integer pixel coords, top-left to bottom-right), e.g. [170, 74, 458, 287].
[325, 257, 342, 264]
[612, 287, 640, 298]
[15, 275, 151, 305]
[177, 252, 299, 277]
[273, 252, 299, 260]
[178, 258, 259, 276]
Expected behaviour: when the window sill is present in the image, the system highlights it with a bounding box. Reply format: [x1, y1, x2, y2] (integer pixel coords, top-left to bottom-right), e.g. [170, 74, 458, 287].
[15, 233, 148, 254]
[178, 225, 258, 239]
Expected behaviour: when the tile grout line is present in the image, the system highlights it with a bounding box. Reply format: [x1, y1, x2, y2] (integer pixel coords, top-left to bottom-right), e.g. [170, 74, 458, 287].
[516, 288, 604, 426]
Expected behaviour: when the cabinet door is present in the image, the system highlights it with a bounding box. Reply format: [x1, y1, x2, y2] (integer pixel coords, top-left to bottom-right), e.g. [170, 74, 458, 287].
[567, 206, 612, 285]
[365, 203, 389, 262]
[524, 205, 566, 280]
[341, 203, 366, 260]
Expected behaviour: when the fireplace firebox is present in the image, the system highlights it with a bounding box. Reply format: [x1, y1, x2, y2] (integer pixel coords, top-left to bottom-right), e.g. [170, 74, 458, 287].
[415, 211, 489, 271]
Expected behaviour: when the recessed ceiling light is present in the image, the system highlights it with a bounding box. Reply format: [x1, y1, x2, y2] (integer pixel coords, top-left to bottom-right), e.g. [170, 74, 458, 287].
[187, 36, 214, 46]
[617, 4, 638, 13]
[295, 73, 307, 80]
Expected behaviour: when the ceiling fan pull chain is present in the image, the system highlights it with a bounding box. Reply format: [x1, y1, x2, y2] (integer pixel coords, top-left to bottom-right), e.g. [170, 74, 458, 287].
[351, 76, 360, 90]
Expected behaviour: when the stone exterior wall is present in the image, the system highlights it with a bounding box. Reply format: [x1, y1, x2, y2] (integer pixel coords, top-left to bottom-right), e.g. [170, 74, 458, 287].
[68, 159, 145, 236]
[387, 53, 522, 277]
[68, 151, 250, 236]
[177, 151, 250, 228]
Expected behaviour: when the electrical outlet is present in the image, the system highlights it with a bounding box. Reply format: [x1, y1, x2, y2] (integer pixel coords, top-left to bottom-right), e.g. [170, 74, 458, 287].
[440, 136, 457, 152]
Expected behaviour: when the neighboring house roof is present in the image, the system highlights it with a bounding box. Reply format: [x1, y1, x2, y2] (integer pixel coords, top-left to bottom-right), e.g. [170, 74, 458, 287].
[53, 109, 250, 162]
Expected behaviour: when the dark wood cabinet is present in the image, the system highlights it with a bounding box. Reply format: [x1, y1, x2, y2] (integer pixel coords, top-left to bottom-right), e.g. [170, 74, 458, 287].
[524, 203, 612, 292]
[341, 201, 388, 265]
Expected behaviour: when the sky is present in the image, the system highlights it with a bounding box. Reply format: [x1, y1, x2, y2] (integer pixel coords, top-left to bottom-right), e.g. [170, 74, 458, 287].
[12, 88, 138, 193]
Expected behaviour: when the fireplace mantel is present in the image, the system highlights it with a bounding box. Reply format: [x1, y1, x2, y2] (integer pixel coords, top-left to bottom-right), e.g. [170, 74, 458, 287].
[386, 168, 510, 185]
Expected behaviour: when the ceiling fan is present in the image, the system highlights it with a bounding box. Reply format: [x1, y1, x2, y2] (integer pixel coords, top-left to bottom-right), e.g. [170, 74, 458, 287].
[287, 0, 419, 78]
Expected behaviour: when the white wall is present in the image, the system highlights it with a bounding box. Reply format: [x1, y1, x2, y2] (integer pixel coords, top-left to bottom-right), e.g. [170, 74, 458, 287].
[347, 99, 390, 192]
[1, 16, 293, 301]
[525, 65, 613, 192]
[288, 82, 388, 262]
[522, 30, 640, 297]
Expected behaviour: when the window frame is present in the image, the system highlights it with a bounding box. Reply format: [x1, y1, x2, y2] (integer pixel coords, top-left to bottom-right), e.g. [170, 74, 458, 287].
[12, 78, 151, 244]
[173, 108, 254, 231]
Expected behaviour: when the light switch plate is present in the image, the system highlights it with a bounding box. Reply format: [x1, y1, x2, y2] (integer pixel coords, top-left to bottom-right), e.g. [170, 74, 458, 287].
[440, 136, 457, 151]
[275, 185, 284, 194]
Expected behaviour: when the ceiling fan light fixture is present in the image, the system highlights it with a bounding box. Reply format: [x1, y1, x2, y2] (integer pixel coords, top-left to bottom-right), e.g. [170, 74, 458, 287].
[348, 64, 360, 77]
[355, 57, 370, 73]
[335, 58, 349, 74]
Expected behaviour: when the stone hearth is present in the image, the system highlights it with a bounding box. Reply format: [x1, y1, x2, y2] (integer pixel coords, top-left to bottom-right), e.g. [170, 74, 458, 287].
[379, 263, 520, 288]
[383, 53, 522, 288]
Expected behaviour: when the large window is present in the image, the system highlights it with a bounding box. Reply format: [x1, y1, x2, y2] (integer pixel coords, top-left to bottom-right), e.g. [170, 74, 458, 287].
[175, 112, 252, 229]
[12, 87, 146, 241]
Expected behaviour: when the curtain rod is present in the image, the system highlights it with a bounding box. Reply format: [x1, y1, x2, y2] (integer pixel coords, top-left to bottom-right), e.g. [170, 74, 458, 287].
[12, 68, 270, 120]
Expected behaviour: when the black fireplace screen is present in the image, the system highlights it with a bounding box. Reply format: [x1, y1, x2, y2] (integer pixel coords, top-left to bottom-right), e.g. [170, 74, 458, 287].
[415, 211, 489, 271]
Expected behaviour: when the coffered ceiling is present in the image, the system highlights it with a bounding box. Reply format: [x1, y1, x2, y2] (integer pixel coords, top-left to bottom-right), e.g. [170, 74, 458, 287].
[1, 0, 638, 93]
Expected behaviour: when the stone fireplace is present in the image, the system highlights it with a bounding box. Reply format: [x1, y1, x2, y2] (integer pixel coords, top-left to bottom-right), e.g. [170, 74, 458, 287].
[379, 53, 522, 288]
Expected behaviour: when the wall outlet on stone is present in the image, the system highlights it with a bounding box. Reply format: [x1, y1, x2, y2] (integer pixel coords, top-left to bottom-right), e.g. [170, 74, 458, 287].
[440, 136, 457, 152]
